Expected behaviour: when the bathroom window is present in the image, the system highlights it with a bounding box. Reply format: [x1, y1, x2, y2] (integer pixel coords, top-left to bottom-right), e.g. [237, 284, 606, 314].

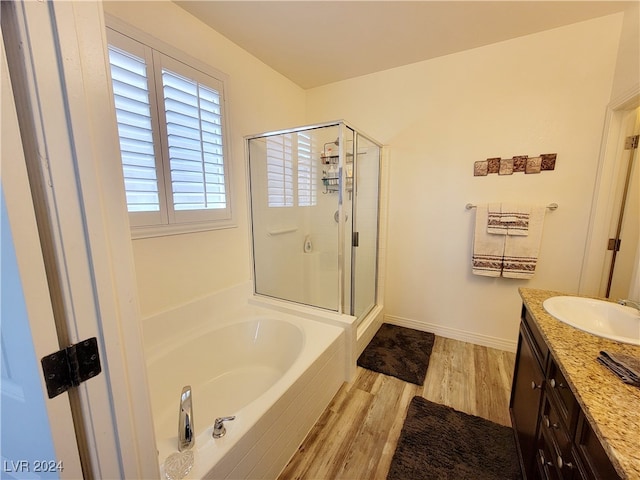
[266, 132, 317, 208]
[106, 27, 232, 237]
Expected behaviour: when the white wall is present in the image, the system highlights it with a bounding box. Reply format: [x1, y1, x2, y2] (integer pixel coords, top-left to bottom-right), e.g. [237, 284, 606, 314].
[306, 14, 625, 350]
[611, 2, 640, 100]
[103, 1, 307, 316]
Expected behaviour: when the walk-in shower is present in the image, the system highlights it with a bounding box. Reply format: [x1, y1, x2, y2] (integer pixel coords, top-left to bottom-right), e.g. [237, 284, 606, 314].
[247, 121, 381, 321]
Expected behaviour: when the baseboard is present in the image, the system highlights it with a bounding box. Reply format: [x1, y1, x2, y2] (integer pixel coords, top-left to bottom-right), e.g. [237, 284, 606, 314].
[383, 314, 517, 353]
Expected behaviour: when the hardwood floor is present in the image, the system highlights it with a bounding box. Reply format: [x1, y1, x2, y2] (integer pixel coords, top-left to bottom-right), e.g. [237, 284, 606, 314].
[278, 336, 516, 480]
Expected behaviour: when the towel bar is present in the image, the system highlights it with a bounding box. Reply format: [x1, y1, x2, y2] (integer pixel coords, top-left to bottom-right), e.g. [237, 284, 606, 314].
[465, 203, 558, 211]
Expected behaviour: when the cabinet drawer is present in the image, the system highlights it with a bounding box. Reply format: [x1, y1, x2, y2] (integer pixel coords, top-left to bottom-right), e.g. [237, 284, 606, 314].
[547, 359, 578, 432]
[534, 435, 560, 480]
[540, 394, 572, 462]
[536, 430, 561, 480]
[539, 395, 587, 480]
[575, 413, 621, 480]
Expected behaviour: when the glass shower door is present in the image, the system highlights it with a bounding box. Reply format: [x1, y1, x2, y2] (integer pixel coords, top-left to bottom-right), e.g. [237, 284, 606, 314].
[351, 134, 380, 319]
[248, 125, 341, 311]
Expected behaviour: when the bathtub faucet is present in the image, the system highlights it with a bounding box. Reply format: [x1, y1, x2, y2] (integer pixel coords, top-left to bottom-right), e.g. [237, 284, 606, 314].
[618, 299, 640, 313]
[178, 385, 194, 451]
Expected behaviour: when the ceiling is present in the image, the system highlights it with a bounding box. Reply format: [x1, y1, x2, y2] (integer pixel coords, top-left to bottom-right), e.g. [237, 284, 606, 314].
[174, 1, 634, 89]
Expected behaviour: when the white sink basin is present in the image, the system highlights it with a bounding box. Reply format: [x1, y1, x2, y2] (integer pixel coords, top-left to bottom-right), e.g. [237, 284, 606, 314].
[543, 296, 640, 346]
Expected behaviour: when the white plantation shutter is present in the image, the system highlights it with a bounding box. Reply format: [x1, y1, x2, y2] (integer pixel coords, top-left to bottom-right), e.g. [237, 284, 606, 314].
[107, 32, 165, 227]
[106, 27, 232, 234]
[266, 134, 294, 207]
[266, 132, 317, 208]
[161, 68, 226, 211]
[297, 132, 316, 207]
[154, 52, 230, 224]
[109, 48, 158, 212]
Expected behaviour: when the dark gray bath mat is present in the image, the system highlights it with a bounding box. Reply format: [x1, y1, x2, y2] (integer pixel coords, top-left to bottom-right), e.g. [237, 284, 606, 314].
[387, 396, 522, 480]
[357, 323, 435, 385]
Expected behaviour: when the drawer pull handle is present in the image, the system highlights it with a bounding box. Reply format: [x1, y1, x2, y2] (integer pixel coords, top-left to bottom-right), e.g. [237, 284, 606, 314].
[543, 416, 559, 430]
[539, 451, 553, 468]
[557, 455, 574, 470]
[531, 381, 543, 390]
[550, 379, 565, 389]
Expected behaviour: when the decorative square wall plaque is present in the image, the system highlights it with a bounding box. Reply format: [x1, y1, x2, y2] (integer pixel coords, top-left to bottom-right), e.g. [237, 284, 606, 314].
[541, 153, 557, 171]
[474, 160, 488, 176]
[487, 157, 501, 174]
[499, 158, 514, 175]
[525, 156, 542, 174]
[513, 155, 528, 172]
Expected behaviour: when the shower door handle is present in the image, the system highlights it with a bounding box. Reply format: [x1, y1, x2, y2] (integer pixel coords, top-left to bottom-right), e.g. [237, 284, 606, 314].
[352, 231, 359, 247]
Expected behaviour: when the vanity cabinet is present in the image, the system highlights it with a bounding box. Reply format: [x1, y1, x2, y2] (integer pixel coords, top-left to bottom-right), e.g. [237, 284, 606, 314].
[510, 308, 547, 476]
[510, 305, 622, 480]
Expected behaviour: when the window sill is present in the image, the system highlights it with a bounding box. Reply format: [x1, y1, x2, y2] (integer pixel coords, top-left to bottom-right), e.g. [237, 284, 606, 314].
[130, 219, 237, 240]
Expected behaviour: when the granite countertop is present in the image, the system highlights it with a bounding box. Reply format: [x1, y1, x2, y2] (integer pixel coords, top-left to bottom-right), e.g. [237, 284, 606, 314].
[519, 288, 640, 480]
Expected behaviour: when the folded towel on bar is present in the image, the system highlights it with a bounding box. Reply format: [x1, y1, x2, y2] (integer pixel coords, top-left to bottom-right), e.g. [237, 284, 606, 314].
[472, 204, 505, 277]
[500, 203, 531, 236]
[502, 206, 545, 279]
[487, 203, 508, 235]
[597, 351, 640, 387]
[487, 203, 530, 236]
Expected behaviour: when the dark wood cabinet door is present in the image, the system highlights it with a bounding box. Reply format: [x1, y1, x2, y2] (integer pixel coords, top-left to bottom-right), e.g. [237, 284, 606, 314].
[511, 324, 545, 478]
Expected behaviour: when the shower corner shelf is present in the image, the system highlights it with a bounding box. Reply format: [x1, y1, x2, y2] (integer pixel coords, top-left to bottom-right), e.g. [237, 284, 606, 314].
[320, 154, 353, 194]
[322, 177, 340, 193]
[321, 154, 339, 165]
[322, 177, 353, 194]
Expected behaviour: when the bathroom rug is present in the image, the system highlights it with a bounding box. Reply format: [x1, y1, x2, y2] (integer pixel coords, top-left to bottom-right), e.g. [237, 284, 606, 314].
[387, 396, 521, 480]
[357, 323, 435, 385]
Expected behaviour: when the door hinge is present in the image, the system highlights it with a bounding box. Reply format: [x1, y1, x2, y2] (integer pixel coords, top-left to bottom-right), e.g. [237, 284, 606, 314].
[41, 337, 102, 398]
[625, 135, 639, 150]
[352, 231, 359, 247]
[607, 238, 622, 252]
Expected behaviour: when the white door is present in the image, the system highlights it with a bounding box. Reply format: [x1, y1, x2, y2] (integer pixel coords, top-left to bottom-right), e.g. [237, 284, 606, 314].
[2, 1, 158, 477]
[0, 191, 83, 479]
[1, 39, 83, 478]
[607, 108, 640, 299]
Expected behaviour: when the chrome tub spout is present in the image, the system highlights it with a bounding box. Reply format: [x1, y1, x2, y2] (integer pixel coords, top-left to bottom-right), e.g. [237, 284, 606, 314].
[178, 385, 194, 451]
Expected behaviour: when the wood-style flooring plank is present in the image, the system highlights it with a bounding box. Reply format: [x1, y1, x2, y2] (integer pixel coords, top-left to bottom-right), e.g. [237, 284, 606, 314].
[374, 380, 420, 479]
[279, 386, 374, 480]
[335, 375, 419, 480]
[278, 337, 515, 480]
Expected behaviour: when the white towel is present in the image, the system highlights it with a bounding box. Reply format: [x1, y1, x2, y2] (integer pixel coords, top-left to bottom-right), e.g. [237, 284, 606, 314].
[487, 203, 507, 235]
[472, 204, 505, 277]
[487, 203, 530, 236]
[502, 206, 545, 278]
[501, 203, 530, 236]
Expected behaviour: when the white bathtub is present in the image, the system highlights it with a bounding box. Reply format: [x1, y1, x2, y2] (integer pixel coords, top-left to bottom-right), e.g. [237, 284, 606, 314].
[145, 309, 345, 479]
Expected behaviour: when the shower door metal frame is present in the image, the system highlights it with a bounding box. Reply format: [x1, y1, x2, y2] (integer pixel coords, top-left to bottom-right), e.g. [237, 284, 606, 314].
[337, 122, 348, 314]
